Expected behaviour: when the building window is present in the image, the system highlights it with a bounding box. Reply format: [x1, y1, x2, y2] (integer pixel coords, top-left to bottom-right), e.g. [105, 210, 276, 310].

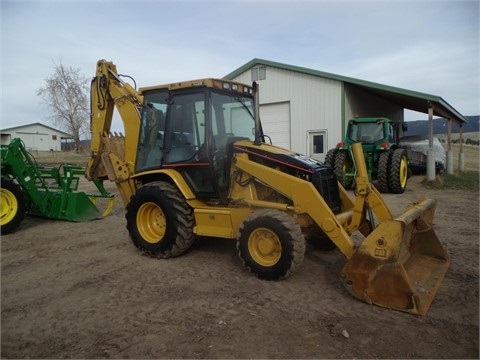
[312, 134, 324, 154]
[251, 66, 266, 81]
[52, 135, 57, 140]
[307, 130, 328, 161]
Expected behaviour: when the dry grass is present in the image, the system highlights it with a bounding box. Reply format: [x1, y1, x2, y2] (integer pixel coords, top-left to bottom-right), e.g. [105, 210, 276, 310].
[443, 144, 479, 172]
[436, 131, 480, 141]
[29, 150, 91, 166]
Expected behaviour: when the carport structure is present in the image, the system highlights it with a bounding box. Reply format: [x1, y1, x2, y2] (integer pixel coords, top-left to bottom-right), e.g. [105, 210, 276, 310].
[347, 81, 468, 179]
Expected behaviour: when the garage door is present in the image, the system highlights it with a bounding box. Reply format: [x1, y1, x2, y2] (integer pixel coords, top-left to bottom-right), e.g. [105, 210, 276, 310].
[259, 102, 290, 149]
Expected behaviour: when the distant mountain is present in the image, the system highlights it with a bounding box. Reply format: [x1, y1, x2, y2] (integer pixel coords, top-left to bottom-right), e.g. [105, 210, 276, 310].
[406, 115, 479, 136]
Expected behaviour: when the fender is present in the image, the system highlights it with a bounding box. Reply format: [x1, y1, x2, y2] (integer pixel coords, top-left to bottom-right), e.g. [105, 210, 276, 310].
[131, 168, 196, 200]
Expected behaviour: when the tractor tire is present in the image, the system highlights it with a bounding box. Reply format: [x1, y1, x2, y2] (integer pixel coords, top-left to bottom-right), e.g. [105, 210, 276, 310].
[334, 151, 354, 189]
[324, 148, 337, 166]
[0, 177, 26, 235]
[376, 150, 391, 193]
[236, 209, 305, 280]
[389, 148, 408, 194]
[126, 181, 195, 258]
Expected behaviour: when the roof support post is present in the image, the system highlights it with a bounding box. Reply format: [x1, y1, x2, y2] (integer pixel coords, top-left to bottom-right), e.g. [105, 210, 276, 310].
[426, 104, 436, 181]
[446, 119, 454, 175]
[458, 125, 465, 172]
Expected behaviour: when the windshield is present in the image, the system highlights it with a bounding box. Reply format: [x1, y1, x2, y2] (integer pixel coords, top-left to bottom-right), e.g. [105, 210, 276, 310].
[348, 121, 385, 144]
[210, 90, 255, 141]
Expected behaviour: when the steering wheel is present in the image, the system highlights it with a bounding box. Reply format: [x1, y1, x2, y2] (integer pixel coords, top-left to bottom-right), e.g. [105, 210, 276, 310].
[214, 133, 235, 150]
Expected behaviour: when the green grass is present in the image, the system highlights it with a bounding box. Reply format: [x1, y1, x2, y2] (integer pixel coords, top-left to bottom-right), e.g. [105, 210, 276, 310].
[423, 171, 479, 191]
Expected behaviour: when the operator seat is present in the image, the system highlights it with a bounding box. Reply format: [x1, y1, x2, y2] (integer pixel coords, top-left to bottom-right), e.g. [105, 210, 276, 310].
[167, 132, 195, 163]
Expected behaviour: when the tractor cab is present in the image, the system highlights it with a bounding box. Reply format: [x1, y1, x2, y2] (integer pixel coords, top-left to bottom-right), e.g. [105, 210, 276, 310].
[346, 118, 396, 149]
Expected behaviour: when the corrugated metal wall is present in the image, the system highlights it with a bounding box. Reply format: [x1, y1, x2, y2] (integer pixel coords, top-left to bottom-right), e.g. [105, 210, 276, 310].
[344, 84, 404, 124]
[231, 66, 343, 156]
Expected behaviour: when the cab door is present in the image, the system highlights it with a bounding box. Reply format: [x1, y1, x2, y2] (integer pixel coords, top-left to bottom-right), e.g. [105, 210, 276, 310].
[162, 90, 219, 198]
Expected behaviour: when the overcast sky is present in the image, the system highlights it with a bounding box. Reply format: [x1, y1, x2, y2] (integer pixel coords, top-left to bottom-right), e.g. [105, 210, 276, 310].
[1, 0, 479, 132]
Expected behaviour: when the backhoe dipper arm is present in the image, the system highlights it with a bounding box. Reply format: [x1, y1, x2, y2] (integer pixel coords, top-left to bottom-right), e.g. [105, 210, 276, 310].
[85, 60, 144, 204]
[86, 60, 143, 180]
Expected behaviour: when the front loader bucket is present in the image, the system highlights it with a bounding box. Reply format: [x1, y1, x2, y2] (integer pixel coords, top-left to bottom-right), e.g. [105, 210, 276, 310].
[61, 192, 106, 222]
[341, 197, 449, 315]
[38, 191, 105, 222]
[34, 189, 114, 222]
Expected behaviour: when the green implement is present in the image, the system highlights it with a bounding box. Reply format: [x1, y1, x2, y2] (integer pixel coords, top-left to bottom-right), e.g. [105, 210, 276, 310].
[1, 138, 114, 234]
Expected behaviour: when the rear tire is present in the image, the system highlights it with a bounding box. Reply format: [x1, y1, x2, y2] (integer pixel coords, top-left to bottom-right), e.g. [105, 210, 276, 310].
[324, 148, 337, 166]
[389, 149, 408, 194]
[126, 181, 194, 258]
[0, 177, 26, 235]
[236, 209, 305, 280]
[334, 151, 354, 189]
[376, 150, 391, 193]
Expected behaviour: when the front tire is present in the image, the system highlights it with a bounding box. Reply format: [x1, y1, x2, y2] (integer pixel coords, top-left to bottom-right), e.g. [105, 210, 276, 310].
[334, 151, 354, 189]
[0, 177, 26, 235]
[376, 150, 391, 193]
[389, 149, 408, 194]
[126, 181, 194, 258]
[236, 209, 305, 280]
[324, 148, 337, 166]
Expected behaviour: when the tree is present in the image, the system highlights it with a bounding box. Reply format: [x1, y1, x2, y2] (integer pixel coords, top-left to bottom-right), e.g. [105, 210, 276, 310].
[37, 61, 90, 152]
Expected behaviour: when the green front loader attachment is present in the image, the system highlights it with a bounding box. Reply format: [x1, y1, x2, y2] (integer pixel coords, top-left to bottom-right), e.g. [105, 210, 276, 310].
[1, 138, 114, 234]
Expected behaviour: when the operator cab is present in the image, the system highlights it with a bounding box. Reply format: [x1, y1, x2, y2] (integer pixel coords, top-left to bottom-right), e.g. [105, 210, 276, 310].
[135, 79, 256, 200]
[347, 119, 390, 144]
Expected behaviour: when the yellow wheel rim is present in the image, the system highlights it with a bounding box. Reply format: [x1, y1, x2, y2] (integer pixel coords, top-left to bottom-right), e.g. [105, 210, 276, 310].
[0, 188, 18, 226]
[400, 156, 408, 188]
[136, 202, 166, 244]
[248, 227, 282, 266]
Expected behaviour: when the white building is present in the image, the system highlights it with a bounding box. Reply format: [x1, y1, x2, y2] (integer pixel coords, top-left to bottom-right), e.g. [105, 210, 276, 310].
[0, 123, 73, 151]
[224, 58, 467, 162]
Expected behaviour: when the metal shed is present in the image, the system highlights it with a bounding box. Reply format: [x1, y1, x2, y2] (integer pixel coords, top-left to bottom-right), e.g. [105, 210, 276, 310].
[0, 123, 73, 152]
[224, 58, 468, 177]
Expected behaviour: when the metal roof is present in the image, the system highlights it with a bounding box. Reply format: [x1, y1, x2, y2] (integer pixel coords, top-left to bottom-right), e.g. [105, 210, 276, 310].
[224, 58, 468, 126]
[0, 122, 74, 138]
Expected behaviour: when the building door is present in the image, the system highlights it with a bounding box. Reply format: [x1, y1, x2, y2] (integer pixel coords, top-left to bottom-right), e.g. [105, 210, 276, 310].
[259, 102, 290, 149]
[307, 130, 327, 162]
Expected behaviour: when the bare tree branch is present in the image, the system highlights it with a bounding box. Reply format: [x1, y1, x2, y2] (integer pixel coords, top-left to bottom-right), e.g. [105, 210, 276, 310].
[37, 61, 90, 151]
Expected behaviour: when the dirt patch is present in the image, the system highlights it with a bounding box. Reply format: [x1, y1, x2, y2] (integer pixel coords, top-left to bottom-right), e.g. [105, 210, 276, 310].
[1, 176, 479, 359]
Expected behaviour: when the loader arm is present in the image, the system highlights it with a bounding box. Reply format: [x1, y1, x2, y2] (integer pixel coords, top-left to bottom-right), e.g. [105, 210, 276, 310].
[86, 60, 144, 204]
[233, 152, 357, 258]
[232, 142, 395, 259]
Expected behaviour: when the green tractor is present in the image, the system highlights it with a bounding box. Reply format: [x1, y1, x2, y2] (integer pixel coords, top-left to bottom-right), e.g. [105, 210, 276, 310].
[325, 117, 409, 194]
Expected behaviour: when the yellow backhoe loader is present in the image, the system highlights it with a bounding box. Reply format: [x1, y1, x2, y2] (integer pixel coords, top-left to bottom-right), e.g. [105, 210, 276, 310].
[86, 59, 449, 315]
